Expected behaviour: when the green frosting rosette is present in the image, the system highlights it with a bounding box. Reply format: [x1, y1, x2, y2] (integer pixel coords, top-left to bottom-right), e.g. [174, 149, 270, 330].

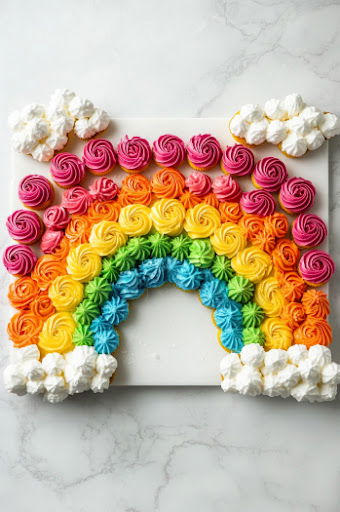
[73, 324, 94, 346]
[242, 327, 265, 346]
[171, 234, 192, 261]
[114, 246, 136, 271]
[148, 232, 171, 258]
[126, 236, 151, 261]
[228, 275, 254, 304]
[211, 255, 235, 281]
[241, 302, 264, 328]
[188, 239, 215, 268]
[85, 276, 112, 306]
[74, 299, 100, 325]
[101, 257, 119, 283]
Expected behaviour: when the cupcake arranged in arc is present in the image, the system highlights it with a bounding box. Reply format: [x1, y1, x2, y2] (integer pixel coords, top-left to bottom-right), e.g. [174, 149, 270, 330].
[117, 135, 152, 173]
[187, 134, 222, 171]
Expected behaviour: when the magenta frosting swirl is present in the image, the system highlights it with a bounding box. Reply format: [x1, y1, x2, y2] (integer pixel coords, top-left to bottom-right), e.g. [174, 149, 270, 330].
[153, 134, 186, 168]
[43, 206, 69, 230]
[6, 210, 43, 244]
[279, 177, 316, 214]
[240, 190, 276, 216]
[187, 134, 222, 170]
[18, 175, 53, 209]
[299, 250, 335, 285]
[61, 186, 92, 215]
[117, 136, 152, 171]
[50, 153, 86, 188]
[292, 214, 327, 248]
[222, 144, 254, 176]
[212, 175, 242, 202]
[185, 172, 212, 197]
[40, 229, 64, 254]
[252, 157, 288, 192]
[89, 177, 119, 201]
[83, 138, 116, 175]
[3, 245, 37, 276]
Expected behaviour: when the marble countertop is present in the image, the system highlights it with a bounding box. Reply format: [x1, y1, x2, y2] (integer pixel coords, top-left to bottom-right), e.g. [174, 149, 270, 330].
[1, 1, 340, 510]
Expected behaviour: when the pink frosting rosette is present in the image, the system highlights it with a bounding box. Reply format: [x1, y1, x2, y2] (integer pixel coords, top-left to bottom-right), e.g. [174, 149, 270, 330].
[43, 206, 69, 230]
[185, 172, 212, 197]
[50, 153, 86, 188]
[252, 157, 288, 192]
[117, 136, 152, 173]
[212, 175, 242, 202]
[298, 250, 335, 286]
[18, 175, 54, 210]
[187, 134, 222, 171]
[61, 186, 92, 215]
[89, 177, 119, 201]
[279, 177, 316, 214]
[40, 229, 64, 254]
[240, 190, 276, 216]
[3, 245, 37, 276]
[153, 134, 186, 168]
[6, 210, 43, 245]
[83, 138, 116, 175]
[221, 144, 254, 176]
[292, 214, 327, 248]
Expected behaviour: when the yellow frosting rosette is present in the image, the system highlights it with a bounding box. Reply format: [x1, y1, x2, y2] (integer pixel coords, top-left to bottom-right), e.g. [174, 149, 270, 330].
[38, 312, 75, 355]
[150, 198, 186, 236]
[210, 222, 247, 258]
[255, 277, 285, 317]
[184, 203, 221, 239]
[261, 317, 293, 350]
[89, 221, 127, 256]
[231, 246, 272, 283]
[119, 204, 152, 236]
[66, 243, 102, 283]
[48, 275, 84, 312]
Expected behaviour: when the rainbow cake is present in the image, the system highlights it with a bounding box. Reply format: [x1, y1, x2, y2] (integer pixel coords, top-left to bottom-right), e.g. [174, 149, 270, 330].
[3, 100, 340, 403]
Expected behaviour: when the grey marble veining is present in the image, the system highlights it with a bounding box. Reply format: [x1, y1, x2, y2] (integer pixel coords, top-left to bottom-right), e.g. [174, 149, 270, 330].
[1, 1, 340, 510]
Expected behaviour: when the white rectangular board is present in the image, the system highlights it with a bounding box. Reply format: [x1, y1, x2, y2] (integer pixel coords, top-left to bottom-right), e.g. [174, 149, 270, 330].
[11, 119, 329, 385]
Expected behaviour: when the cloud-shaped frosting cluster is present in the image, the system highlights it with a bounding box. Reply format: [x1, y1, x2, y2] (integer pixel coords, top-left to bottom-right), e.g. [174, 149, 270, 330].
[8, 89, 110, 162]
[3, 344, 117, 403]
[230, 93, 340, 157]
[220, 344, 340, 402]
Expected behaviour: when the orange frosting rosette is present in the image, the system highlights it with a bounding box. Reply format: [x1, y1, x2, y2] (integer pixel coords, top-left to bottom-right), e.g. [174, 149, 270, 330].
[278, 271, 306, 302]
[201, 192, 219, 209]
[179, 190, 202, 209]
[30, 291, 56, 319]
[263, 213, 289, 238]
[294, 317, 332, 347]
[239, 214, 265, 240]
[118, 174, 152, 206]
[31, 255, 66, 291]
[66, 215, 92, 245]
[252, 229, 276, 253]
[50, 236, 70, 260]
[301, 289, 330, 319]
[8, 276, 39, 310]
[7, 311, 43, 348]
[87, 200, 121, 223]
[151, 168, 185, 199]
[271, 239, 300, 272]
[281, 302, 306, 329]
[219, 202, 243, 223]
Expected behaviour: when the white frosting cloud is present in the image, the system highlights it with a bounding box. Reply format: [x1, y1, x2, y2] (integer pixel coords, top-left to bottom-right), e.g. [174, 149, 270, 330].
[220, 344, 340, 402]
[230, 92, 340, 156]
[3, 345, 118, 404]
[9, 89, 110, 161]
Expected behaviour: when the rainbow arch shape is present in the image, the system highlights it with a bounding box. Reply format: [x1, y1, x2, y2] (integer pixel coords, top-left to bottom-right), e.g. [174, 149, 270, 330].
[4, 163, 339, 403]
